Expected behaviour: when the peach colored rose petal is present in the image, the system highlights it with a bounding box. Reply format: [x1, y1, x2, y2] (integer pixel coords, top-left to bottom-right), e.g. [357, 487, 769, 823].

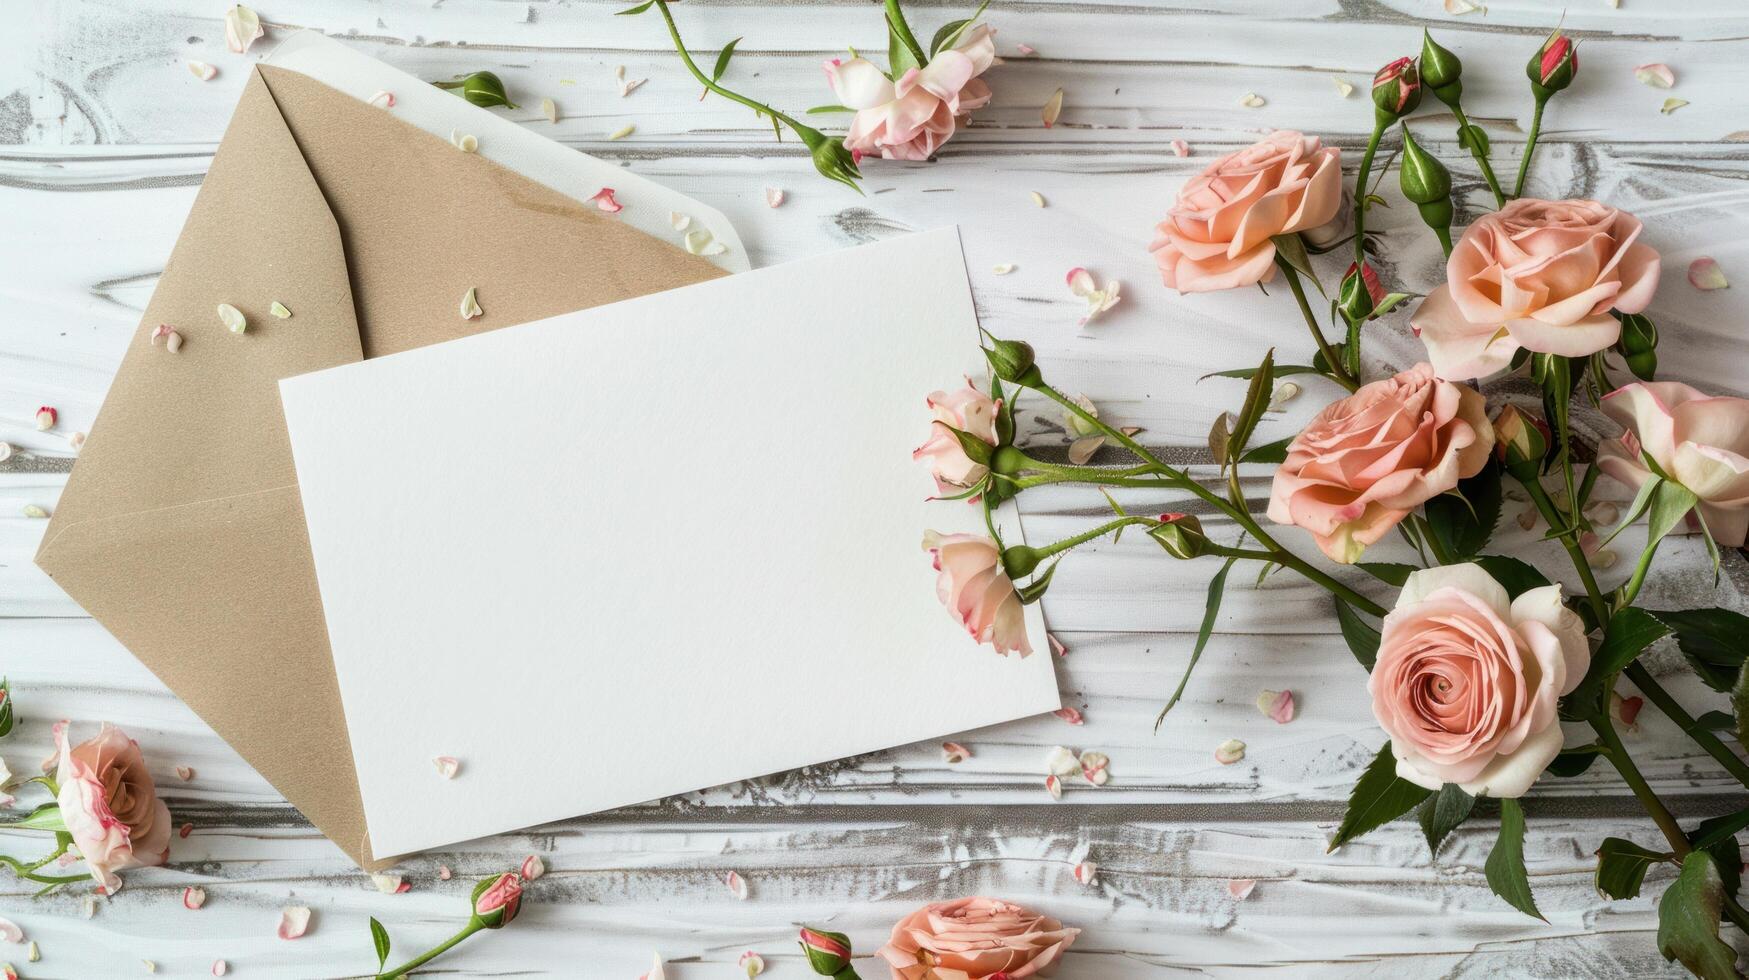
[765, 187, 785, 208]
[277, 906, 311, 940]
[1073, 860, 1098, 886]
[1634, 64, 1676, 88]
[0, 918, 20, 943]
[1053, 706, 1084, 725]
[1016, 43, 1037, 56]
[1256, 689, 1296, 724]
[1044, 774, 1063, 800]
[1228, 878, 1257, 899]
[433, 756, 460, 779]
[1049, 634, 1068, 657]
[212, 960, 228, 977]
[724, 869, 748, 900]
[1079, 751, 1110, 785]
[188, 61, 218, 81]
[438, 865, 452, 880]
[183, 886, 207, 910]
[941, 741, 971, 764]
[588, 187, 624, 213]
[1689, 257, 1729, 290]
[521, 854, 546, 881]
[180, 823, 193, 839]
[1171, 138, 1190, 157]
[1214, 739, 1246, 765]
[175, 766, 195, 781]
[1041, 88, 1063, 128]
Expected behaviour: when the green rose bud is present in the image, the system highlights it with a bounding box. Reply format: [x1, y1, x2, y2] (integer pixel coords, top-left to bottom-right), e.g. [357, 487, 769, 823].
[799, 927, 859, 979]
[1371, 57, 1423, 121]
[1338, 262, 1382, 324]
[982, 336, 1044, 388]
[0, 678, 11, 738]
[1148, 513, 1208, 560]
[433, 71, 519, 109]
[796, 125, 864, 193]
[1528, 31, 1578, 95]
[1617, 312, 1658, 381]
[1398, 125, 1454, 243]
[1420, 31, 1463, 106]
[469, 872, 524, 929]
[1492, 405, 1550, 479]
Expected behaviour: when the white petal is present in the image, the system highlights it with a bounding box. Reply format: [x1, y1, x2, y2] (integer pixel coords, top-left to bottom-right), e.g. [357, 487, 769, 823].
[1395, 562, 1511, 616]
[1456, 723, 1566, 799]
[1509, 586, 1589, 694]
[826, 58, 894, 110]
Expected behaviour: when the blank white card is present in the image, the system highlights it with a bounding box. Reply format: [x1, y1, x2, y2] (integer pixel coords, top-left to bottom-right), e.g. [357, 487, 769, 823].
[281, 228, 1061, 855]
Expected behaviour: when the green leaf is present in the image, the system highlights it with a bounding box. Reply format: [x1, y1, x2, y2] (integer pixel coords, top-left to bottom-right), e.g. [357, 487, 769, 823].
[1015, 559, 1060, 605]
[1562, 607, 1672, 721]
[930, 0, 990, 56]
[1485, 798, 1544, 920]
[1470, 554, 1552, 599]
[1733, 660, 1749, 753]
[0, 676, 11, 738]
[369, 917, 391, 970]
[1154, 557, 1237, 731]
[1357, 562, 1417, 586]
[1692, 710, 1736, 734]
[1457, 124, 1490, 154]
[711, 37, 742, 82]
[1226, 349, 1275, 467]
[1693, 809, 1749, 851]
[1238, 436, 1292, 465]
[0, 802, 68, 832]
[1704, 824, 1744, 902]
[1648, 608, 1749, 693]
[1598, 473, 1662, 549]
[1199, 365, 1322, 381]
[615, 0, 657, 14]
[805, 104, 854, 114]
[1334, 595, 1381, 671]
[1646, 479, 1701, 548]
[1270, 232, 1316, 281]
[1423, 457, 1502, 559]
[1329, 741, 1432, 850]
[1417, 783, 1476, 856]
[1657, 851, 1743, 980]
[1370, 291, 1414, 319]
[1207, 412, 1232, 470]
[1595, 837, 1672, 900]
[1545, 745, 1604, 778]
[887, 13, 922, 76]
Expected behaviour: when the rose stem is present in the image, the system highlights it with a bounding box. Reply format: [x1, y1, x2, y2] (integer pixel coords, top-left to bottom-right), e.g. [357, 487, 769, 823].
[1512, 93, 1549, 199]
[377, 921, 483, 980]
[1274, 256, 1358, 391]
[653, 2, 805, 135]
[1590, 714, 1690, 857]
[1449, 103, 1507, 208]
[1516, 475, 1609, 623]
[882, 0, 928, 66]
[1624, 661, 1749, 789]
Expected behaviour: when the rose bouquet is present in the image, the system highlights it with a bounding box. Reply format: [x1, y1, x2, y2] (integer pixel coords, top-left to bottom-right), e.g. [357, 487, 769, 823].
[925, 28, 1749, 978]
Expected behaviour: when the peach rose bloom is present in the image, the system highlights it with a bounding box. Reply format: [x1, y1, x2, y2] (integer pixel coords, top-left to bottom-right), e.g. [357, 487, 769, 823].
[1267, 364, 1493, 563]
[876, 897, 1078, 980]
[1410, 198, 1661, 380]
[53, 720, 172, 891]
[1371, 564, 1588, 798]
[1149, 131, 1343, 293]
[913, 380, 1000, 495]
[1597, 382, 1749, 547]
[922, 532, 1030, 656]
[824, 26, 995, 162]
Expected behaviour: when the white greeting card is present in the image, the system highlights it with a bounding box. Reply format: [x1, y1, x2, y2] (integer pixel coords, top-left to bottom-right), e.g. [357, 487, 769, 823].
[280, 228, 1061, 855]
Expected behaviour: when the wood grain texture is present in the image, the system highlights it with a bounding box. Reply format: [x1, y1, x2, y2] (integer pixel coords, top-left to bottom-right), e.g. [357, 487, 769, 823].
[5, 1, 1749, 976]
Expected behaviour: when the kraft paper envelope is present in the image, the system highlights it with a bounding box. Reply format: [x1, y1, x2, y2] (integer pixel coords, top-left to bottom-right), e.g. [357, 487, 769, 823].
[35, 32, 740, 869]
[279, 228, 1063, 857]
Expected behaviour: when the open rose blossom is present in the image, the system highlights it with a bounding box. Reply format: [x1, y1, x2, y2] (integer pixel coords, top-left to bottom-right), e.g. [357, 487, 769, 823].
[1267, 364, 1493, 563]
[823, 25, 995, 162]
[1597, 382, 1749, 547]
[876, 897, 1078, 979]
[1149, 131, 1343, 293]
[1370, 564, 1588, 798]
[914, 380, 999, 495]
[1410, 198, 1661, 380]
[53, 720, 172, 890]
[923, 532, 1030, 656]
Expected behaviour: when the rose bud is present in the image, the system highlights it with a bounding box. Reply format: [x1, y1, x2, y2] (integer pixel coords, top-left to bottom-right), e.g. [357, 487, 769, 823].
[1492, 405, 1550, 478]
[468, 872, 524, 929]
[1148, 513, 1209, 560]
[1371, 57, 1423, 120]
[1398, 125, 1454, 248]
[1338, 261, 1384, 324]
[1420, 30, 1463, 107]
[1616, 312, 1659, 381]
[799, 926, 857, 978]
[0, 680, 12, 738]
[1528, 31, 1579, 94]
[433, 70, 518, 109]
[796, 125, 864, 193]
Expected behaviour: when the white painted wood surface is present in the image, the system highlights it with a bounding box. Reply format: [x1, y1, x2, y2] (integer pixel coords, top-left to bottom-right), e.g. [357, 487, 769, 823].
[5, 1, 1749, 976]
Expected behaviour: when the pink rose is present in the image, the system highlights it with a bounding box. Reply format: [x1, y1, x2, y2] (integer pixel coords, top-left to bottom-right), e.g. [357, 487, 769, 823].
[876, 896, 1078, 979]
[1410, 198, 1661, 380]
[1597, 382, 1749, 547]
[923, 532, 1030, 656]
[1266, 364, 1493, 563]
[913, 380, 1000, 496]
[824, 26, 995, 162]
[1370, 564, 1588, 798]
[1149, 131, 1344, 293]
[52, 720, 172, 891]
[471, 871, 524, 928]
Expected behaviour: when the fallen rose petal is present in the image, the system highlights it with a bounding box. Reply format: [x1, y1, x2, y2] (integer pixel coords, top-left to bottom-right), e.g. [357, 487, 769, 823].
[588, 187, 623, 213]
[450, 129, 478, 152]
[1612, 692, 1645, 730]
[1068, 434, 1105, 465]
[521, 854, 546, 881]
[371, 873, 404, 894]
[639, 952, 666, 980]
[1044, 745, 1082, 776]
[144, 960, 156, 974]
[271, 301, 292, 318]
[0, 917, 20, 943]
[1073, 860, 1098, 886]
[67, 431, 85, 451]
[1016, 43, 1037, 56]
[21, 504, 49, 519]
[669, 211, 692, 231]
[1049, 634, 1068, 657]
[224, 4, 264, 54]
[1228, 878, 1257, 899]
[1239, 92, 1266, 108]
[1171, 138, 1190, 157]
[1030, 190, 1047, 207]
[439, 865, 453, 880]
[608, 123, 635, 140]
[1689, 257, 1729, 290]
[183, 886, 207, 910]
[540, 97, 559, 124]
[217, 303, 246, 334]
[83, 897, 97, 919]
[180, 823, 193, 839]
[1041, 87, 1064, 127]
[459, 287, 483, 320]
[765, 187, 785, 208]
[684, 229, 727, 256]
[35, 406, 56, 431]
[739, 950, 766, 977]
[188, 61, 218, 81]
[1268, 381, 1300, 411]
[992, 263, 1015, 275]
[150, 323, 174, 345]
[724, 869, 748, 900]
[1256, 689, 1295, 724]
[277, 905, 312, 940]
[1444, 0, 1484, 13]
[941, 741, 971, 764]
[1044, 774, 1063, 800]
[1660, 97, 1689, 115]
[368, 90, 396, 108]
[212, 961, 228, 977]
[3, 965, 14, 980]
[1215, 739, 1246, 765]
[1054, 706, 1085, 726]
[175, 765, 195, 781]
[1332, 77, 1354, 98]
[1080, 750, 1110, 785]
[0, 442, 12, 462]
[28, 942, 39, 962]
[1635, 63, 1676, 89]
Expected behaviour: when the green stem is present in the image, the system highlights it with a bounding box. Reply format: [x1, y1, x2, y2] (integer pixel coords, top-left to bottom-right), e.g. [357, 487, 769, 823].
[378, 921, 484, 980]
[1450, 103, 1507, 208]
[1727, 895, 1749, 936]
[1031, 517, 1153, 561]
[1433, 225, 1453, 259]
[1513, 94, 1549, 199]
[1352, 120, 1386, 267]
[1205, 546, 1279, 562]
[1413, 514, 1456, 566]
[1591, 715, 1691, 858]
[654, 2, 803, 132]
[1035, 384, 1389, 617]
[0, 851, 89, 886]
[1518, 474, 1609, 624]
[1623, 662, 1749, 789]
[1275, 256, 1357, 391]
[883, 0, 929, 65]
[1619, 535, 1660, 610]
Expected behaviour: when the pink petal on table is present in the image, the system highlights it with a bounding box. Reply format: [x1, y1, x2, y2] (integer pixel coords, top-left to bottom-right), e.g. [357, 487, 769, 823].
[1044, 745, 1081, 776]
[765, 187, 785, 208]
[224, 4, 264, 54]
[180, 823, 194, 839]
[942, 741, 971, 764]
[433, 756, 460, 779]
[588, 187, 624, 213]
[1044, 774, 1063, 800]
[1634, 63, 1676, 89]
[1255, 689, 1295, 724]
[372, 873, 405, 894]
[1073, 860, 1098, 886]
[1228, 878, 1257, 899]
[639, 952, 667, 980]
[0, 916, 21, 943]
[1171, 139, 1190, 158]
[368, 90, 396, 108]
[1689, 257, 1729, 290]
[1049, 633, 1068, 657]
[739, 951, 766, 977]
[724, 869, 749, 900]
[1079, 751, 1110, 785]
[520, 854, 546, 881]
[1214, 739, 1246, 765]
[175, 766, 195, 781]
[1053, 706, 1085, 726]
[182, 886, 207, 910]
[438, 865, 453, 880]
[35, 406, 56, 431]
[1016, 43, 1037, 56]
[277, 905, 311, 940]
[212, 961, 228, 977]
[188, 61, 217, 81]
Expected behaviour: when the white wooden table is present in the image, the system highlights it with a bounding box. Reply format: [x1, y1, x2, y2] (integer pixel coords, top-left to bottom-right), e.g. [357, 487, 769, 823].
[6, 1, 1749, 976]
